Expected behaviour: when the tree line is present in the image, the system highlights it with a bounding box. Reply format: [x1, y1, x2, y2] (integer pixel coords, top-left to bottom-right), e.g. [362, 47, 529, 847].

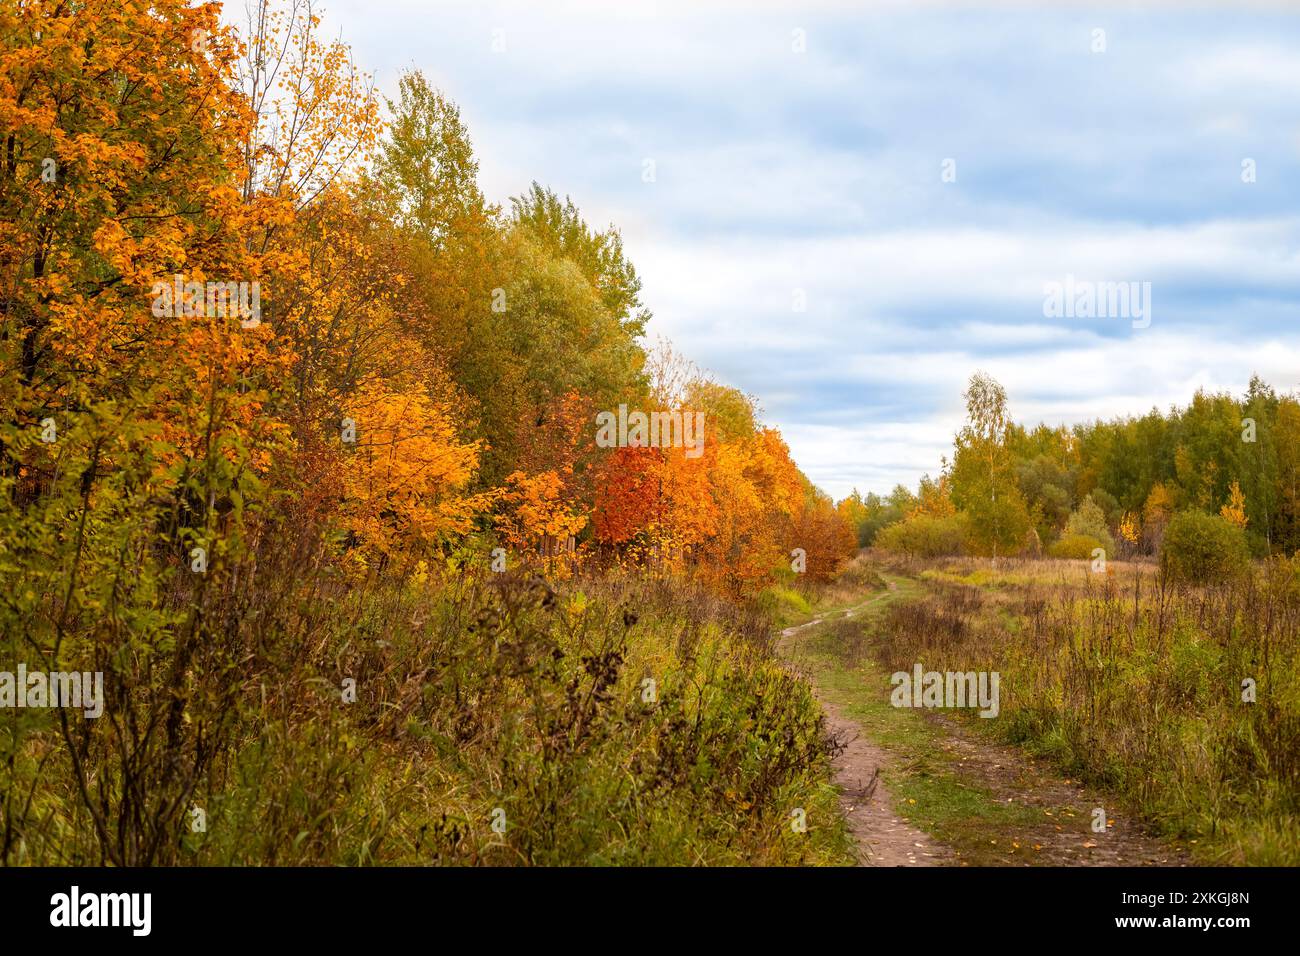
[0, 0, 856, 620]
[840, 371, 1298, 567]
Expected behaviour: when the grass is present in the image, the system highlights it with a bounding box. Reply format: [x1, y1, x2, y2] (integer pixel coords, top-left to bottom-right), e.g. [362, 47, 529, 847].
[868, 555, 1300, 865]
[1, 568, 857, 866]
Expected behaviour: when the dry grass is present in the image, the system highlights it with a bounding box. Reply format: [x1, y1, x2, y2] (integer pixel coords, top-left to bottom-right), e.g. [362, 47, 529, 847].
[870, 555, 1300, 865]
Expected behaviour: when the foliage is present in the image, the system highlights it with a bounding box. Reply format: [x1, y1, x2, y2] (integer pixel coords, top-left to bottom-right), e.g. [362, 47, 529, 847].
[1221, 480, 1249, 529]
[1047, 533, 1107, 561]
[875, 513, 968, 559]
[949, 373, 1033, 557]
[0, 1, 858, 866]
[1161, 510, 1251, 584]
[1063, 495, 1115, 557]
[845, 370, 1300, 563]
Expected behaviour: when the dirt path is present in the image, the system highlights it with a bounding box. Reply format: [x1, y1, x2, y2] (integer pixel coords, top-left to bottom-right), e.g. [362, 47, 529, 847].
[779, 596, 952, 866]
[778, 581, 1191, 867]
[925, 713, 1189, 866]
[815, 684, 954, 865]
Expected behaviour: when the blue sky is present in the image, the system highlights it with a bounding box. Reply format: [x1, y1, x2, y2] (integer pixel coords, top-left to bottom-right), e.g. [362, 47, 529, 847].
[307, 0, 1300, 500]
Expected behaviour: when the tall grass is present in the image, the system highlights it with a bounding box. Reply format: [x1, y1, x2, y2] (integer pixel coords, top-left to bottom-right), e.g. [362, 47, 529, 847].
[872, 558, 1300, 864]
[0, 554, 852, 866]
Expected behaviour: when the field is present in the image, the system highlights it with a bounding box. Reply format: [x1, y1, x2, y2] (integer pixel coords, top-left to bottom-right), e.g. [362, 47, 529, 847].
[784, 553, 1300, 866]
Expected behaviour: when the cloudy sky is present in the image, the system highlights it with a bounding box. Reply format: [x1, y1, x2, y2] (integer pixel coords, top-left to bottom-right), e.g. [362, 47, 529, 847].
[307, 0, 1300, 500]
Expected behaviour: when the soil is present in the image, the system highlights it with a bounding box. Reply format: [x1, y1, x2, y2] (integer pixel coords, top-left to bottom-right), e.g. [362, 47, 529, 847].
[780, 609, 951, 866]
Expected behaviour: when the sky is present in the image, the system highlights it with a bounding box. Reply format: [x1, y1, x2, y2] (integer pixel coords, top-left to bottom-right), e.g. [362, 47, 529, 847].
[289, 0, 1300, 500]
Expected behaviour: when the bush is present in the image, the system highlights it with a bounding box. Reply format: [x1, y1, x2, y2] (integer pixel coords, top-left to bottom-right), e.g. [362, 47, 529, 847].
[1, 569, 855, 865]
[1246, 529, 1271, 559]
[1048, 533, 1108, 561]
[1063, 495, 1116, 556]
[1160, 510, 1250, 584]
[875, 513, 967, 558]
[757, 585, 812, 621]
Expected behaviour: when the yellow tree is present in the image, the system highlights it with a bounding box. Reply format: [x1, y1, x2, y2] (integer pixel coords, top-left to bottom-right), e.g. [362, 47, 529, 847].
[338, 379, 485, 569]
[1220, 480, 1248, 530]
[0, 0, 293, 867]
[495, 469, 589, 573]
[1142, 481, 1176, 552]
[907, 473, 956, 518]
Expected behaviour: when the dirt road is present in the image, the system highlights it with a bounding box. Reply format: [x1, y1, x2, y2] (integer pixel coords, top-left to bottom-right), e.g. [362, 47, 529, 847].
[778, 580, 1190, 867]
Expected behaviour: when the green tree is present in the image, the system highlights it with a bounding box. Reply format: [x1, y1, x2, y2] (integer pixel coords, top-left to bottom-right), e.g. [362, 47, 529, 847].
[1063, 494, 1116, 556]
[950, 373, 1031, 557]
[511, 182, 650, 339]
[376, 70, 487, 244]
[1239, 374, 1279, 550]
[1276, 397, 1300, 552]
[1015, 454, 1075, 542]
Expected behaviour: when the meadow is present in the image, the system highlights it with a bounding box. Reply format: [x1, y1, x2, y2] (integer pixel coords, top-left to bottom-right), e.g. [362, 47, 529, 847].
[862, 553, 1300, 865]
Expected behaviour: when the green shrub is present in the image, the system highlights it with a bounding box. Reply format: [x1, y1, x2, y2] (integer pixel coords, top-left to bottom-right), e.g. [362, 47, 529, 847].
[757, 585, 812, 622]
[1160, 510, 1250, 584]
[1048, 533, 1108, 561]
[1064, 495, 1116, 555]
[875, 513, 967, 558]
[1246, 529, 1271, 559]
[1, 568, 854, 866]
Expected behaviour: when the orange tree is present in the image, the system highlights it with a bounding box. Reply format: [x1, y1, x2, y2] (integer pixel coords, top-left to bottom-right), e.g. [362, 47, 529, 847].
[0, 0, 286, 865]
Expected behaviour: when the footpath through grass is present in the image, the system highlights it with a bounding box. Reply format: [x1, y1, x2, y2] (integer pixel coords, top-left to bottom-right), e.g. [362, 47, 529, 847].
[786, 572, 1177, 866]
